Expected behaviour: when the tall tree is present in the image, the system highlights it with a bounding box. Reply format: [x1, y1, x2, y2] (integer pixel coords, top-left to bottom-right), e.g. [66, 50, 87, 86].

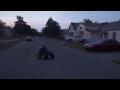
[0, 19, 5, 28]
[83, 19, 93, 23]
[42, 17, 61, 37]
[14, 16, 31, 36]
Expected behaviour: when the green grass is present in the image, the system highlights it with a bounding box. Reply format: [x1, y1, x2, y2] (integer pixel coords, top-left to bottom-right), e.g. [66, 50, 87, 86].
[15, 37, 25, 41]
[0, 41, 20, 51]
[63, 42, 86, 51]
[0, 37, 18, 40]
[53, 39, 66, 42]
[111, 59, 120, 65]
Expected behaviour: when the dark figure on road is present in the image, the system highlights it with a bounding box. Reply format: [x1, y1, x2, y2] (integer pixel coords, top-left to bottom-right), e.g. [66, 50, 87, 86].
[39, 45, 47, 53]
[37, 45, 54, 59]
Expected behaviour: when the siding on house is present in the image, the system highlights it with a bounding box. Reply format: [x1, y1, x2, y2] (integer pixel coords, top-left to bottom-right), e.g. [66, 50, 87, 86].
[69, 25, 74, 32]
[4, 27, 12, 37]
[108, 30, 120, 42]
[77, 23, 92, 42]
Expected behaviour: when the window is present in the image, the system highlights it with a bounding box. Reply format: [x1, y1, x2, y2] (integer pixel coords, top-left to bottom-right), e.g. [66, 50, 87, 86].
[96, 39, 105, 44]
[79, 27, 82, 29]
[110, 40, 119, 44]
[113, 32, 116, 40]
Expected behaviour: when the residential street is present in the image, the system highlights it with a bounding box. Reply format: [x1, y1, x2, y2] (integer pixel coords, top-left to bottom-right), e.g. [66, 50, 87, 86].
[0, 37, 120, 79]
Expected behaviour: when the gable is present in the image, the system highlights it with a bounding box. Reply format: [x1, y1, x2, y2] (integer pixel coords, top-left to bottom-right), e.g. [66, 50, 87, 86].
[69, 24, 74, 32]
[71, 23, 79, 30]
[77, 23, 86, 31]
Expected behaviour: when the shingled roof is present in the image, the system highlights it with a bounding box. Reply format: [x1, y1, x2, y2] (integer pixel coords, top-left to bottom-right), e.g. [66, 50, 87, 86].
[101, 21, 120, 33]
[70, 22, 79, 30]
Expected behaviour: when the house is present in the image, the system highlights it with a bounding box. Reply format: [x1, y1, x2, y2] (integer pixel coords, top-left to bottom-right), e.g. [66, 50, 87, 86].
[3, 26, 12, 37]
[60, 29, 70, 37]
[68, 22, 79, 36]
[76, 22, 106, 42]
[0, 23, 5, 37]
[100, 20, 120, 42]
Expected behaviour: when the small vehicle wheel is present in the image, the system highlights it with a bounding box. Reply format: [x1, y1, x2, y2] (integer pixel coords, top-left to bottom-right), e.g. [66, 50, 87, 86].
[42, 54, 47, 60]
[48, 55, 51, 59]
[50, 53, 54, 59]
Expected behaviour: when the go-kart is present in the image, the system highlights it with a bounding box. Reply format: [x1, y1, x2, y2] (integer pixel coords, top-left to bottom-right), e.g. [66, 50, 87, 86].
[37, 49, 54, 60]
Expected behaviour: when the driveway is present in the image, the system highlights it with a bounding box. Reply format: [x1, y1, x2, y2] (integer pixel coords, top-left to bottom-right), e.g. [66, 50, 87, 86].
[0, 37, 120, 79]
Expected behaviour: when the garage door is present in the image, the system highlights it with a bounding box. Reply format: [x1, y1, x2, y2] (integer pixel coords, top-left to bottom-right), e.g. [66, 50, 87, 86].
[91, 34, 100, 42]
[86, 34, 91, 42]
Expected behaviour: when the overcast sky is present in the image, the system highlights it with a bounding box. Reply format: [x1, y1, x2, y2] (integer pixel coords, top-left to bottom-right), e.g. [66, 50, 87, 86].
[0, 11, 120, 32]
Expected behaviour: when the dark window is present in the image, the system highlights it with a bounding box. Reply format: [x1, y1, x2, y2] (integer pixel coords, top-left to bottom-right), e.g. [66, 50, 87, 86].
[104, 39, 119, 44]
[96, 39, 106, 44]
[80, 27, 82, 29]
[104, 40, 111, 44]
[113, 32, 116, 40]
[110, 40, 119, 44]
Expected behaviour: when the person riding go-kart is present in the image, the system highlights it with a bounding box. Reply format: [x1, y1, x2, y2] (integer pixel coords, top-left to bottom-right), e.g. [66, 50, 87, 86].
[37, 45, 54, 60]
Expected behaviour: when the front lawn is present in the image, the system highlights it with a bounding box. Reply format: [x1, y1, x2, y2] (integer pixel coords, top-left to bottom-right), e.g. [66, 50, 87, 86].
[54, 39, 66, 42]
[0, 37, 18, 40]
[15, 37, 25, 41]
[0, 41, 20, 51]
[63, 42, 86, 51]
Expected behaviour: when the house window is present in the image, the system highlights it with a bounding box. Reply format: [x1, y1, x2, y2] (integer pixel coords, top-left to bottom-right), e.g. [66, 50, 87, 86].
[104, 33, 108, 38]
[113, 32, 116, 40]
[79, 27, 82, 30]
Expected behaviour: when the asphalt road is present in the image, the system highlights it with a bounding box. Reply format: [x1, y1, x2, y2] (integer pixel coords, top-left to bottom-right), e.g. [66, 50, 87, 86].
[0, 37, 120, 79]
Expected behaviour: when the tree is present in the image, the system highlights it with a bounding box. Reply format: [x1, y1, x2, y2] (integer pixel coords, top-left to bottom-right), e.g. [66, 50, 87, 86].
[94, 21, 99, 24]
[0, 19, 6, 28]
[14, 16, 32, 36]
[42, 17, 61, 37]
[83, 19, 93, 23]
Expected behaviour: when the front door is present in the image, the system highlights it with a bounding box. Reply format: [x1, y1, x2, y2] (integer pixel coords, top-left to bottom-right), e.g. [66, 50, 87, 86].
[113, 32, 116, 40]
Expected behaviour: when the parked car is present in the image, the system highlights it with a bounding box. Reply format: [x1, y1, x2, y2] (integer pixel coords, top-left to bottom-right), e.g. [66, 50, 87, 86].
[25, 36, 32, 41]
[84, 39, 120, 51]
[57, 36, 64, 40]
[65, 35, 86, 42]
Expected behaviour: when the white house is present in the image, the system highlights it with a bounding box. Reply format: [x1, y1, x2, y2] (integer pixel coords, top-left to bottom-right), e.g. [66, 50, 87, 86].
[4, 27, 12, 37]
[68, 22, 79, 36]
[100, 21, 120, 42]
[76, 22, 106, 42]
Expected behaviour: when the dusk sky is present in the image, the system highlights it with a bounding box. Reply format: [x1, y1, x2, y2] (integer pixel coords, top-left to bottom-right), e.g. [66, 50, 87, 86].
[0, 11, 120, 32]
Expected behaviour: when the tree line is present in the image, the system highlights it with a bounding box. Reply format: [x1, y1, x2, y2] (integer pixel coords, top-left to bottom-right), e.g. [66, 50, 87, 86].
[1, 16, 109, 38]
[14, 16, 40, 37]
[0, 16, 40, 37]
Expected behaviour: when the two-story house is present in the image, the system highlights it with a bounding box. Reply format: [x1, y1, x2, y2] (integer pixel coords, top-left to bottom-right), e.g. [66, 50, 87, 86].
[68, 22, 79, 36]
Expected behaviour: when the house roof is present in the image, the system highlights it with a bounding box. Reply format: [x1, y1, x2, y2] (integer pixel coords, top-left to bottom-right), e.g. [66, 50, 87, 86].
[86, 29, 100, 34]
[78, 22, 106, 28]
[101, 21, 120, 33]
[71, 22, 79, 30]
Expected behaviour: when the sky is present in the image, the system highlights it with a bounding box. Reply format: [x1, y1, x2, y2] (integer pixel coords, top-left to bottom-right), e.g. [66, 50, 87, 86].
[0, 11, 120, 32]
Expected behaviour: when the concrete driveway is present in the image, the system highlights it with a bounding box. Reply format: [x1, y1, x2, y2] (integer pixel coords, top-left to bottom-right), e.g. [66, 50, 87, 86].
[0, 37, 120, 79]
